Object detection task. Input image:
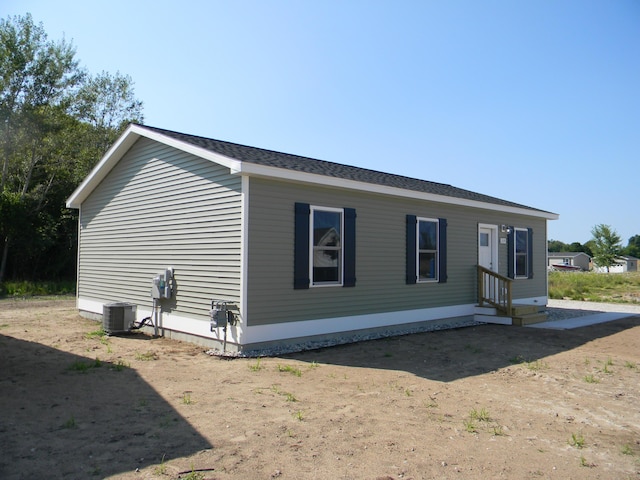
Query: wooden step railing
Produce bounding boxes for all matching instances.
[477,265,512,315]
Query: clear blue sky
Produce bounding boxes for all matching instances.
[3,0,639,245]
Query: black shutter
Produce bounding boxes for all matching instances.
[343,208,356,287]
[438,218,448,283]
[406,215,417,284]
[507,228,515,279]
[294,203,310,289]
[527,228,534,279]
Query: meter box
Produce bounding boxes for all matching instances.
[152,268,174,299]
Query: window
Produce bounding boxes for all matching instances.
[294,203,356,289]
[418,218,439,281]
[311,207,343,285]
[508,227,533,279]
[406,215,447,284]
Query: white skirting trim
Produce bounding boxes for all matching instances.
[78,296,548,347]
[240,303,476,344]
[77,298,243,344]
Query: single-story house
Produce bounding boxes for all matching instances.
[548,252,591,271]
[66,124,559,353]
[594,256,639,273]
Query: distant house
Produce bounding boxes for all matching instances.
[594,256,639,273]
[548,252,591,271]
[66,124,559,353]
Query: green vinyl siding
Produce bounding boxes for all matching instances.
[78,137,242,319]
[245,177,547,327]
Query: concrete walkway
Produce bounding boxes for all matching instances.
[527,299,640,330]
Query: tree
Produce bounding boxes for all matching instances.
[547,239,567,252]
[590,224,622,273]
[0,13,143,283]
[625,235,640,258]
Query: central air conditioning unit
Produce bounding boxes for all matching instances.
[103,302,137,335]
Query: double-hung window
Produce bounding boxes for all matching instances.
[311,207,343,285]
[294,203,356,289]
[514,228,529,278]
[417,218,439,282]
[508,227,533,279]
[406,215,447,284]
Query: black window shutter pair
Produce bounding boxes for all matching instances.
[405,215,448,284]
[507,227,534,279]
[294,203,356,289]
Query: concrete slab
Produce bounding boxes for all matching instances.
[526,312,633,330]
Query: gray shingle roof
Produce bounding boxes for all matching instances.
[138,124,552,214]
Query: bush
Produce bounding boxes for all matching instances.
[0,280,76,297]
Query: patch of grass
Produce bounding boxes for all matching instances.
[525,360,548,371]
[463,419,477,433]
[0,323,9,329]
[135,351,158,361]
[580,455,595,467]
[548,270,640,304]
[85,328,106,339]
[602,363,613,374]
[509,355,525,364]
[293,410,304,421]
[181,468,205,480]
[469,407,491,422]
[62,416,77,429]
[182,392,193,405]
[308,361,320,369]
[154,454,167,475]
[569,432,585,449]
[277,364,302,377]
[621,444,634,456]
[249,357,263,372]
[69,358,102,372]
[112,359,129,371]
[492,425,505,436]
[271,385,298,402]
[624,361,637,369]
[584,374,599,384]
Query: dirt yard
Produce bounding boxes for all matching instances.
[1,298,639,480]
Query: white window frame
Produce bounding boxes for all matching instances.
[309,205,344,287]
[417,217,439,283]
[514,227,529,279]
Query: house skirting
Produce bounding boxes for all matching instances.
[77,296,547,355]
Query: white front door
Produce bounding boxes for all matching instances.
[478,225,497,271]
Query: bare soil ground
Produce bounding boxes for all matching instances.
[1,298,639,480]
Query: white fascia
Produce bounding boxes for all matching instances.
[236,163,559,220]
[66,124,243,209]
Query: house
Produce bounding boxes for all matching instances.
[548,252,591,271]
[66,124,559,354]
[594,256,639,273]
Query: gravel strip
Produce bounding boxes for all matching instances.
[206,300,640,358]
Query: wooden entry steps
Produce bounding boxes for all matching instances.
[474,304,548,326]
[510,304,548,326]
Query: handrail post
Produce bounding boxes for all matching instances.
[477,265,513,316]
[478,266,484,306]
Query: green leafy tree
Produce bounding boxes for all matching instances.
[590,224,623,273]
[624,235,640,258]
[0,13,143,283]
[547,239,568,252]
